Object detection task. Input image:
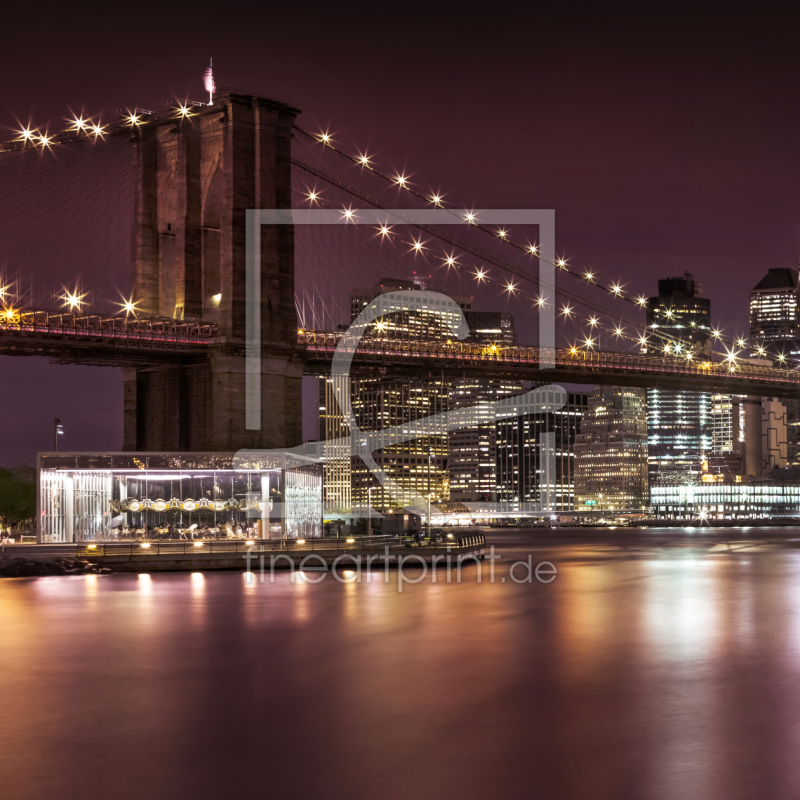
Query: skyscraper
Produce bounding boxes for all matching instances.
[496,391,588,512]
[646,272,712,484]
[574,386,648,510]
[448,379,522,503]
[749,268,799,347]
[749,267,799,465]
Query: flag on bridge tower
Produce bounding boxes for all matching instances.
[204,59,216,105]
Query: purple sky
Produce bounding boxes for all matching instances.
[2,5,800,465]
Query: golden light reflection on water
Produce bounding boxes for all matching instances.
[84,573,98,599]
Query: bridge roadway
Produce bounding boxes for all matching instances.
[1,310,798,396]
[0,309,217,365]
[300,331,800,397]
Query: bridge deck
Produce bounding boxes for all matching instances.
[1,314,797,395]
[300,332,800,397]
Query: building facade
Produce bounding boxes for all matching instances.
[495,391,588,512]
[646,272,712,485]
[749,267,799,346]
[749,267,800,466]
[574,386,648,509]
[651,482,800,521]
[448,379,522,503]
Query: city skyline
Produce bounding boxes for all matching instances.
[4,7,800,463]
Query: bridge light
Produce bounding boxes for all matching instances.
[69,117,89,132]
[614,326,624,337]
[583,270,594,282]
[125,111,141,127]
[560,304,572,317]
[636,296,647,306]
[535,296,547,308]
[664,308,674,319]
[664,344,671,353]
[60,290,85,310]
[357,153,371,167]
[394,174,409,187]
[527,244,538,255]
[118,297,139,317]
[411,237,425,253]
[588,316,598,327]
[18,127,36,141]
[37,133,53,148]
[91,123,106,138]
[342,207,355,220]
[570,346,578,355]
[610,284,623,296]
[177,104,193,117]
[430,194,443,206]
[464,211,476,224]
[374,321,388,333]
[639,336,648,347]
[712,329,721,339]
[306,189,319,203]
[443,254,458,268]
[318,131,332,144]
[504,281,517,295]
[497,228,508,240]
[378,225,391,237]
[584,337,595,349]
[756,346,766,356]
[778,353,787,363]
[685,352,693,361]
[474,268,487,282]
[736,337,747,348]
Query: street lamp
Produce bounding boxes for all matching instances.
[367,486,373,537]
[54,418,64,451]
[427,447,433,540]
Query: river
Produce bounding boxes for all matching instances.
[3,527,800,800]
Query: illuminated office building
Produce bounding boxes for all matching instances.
[645,272,712,484]
[749,267,800,465]
[749,268,799,346]
[448,379,524,503]
[495,391,588,511]
[574,386,648,509]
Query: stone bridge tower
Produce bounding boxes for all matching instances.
[123,91,303,451]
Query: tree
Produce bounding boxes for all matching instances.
[0,467,36,534]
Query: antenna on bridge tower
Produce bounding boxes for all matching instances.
[204,58,216,105]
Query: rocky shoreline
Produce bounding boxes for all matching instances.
[0,556,111,578]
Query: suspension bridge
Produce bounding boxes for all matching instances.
[0,88,795,452]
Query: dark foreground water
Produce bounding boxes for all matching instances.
[4,528,800,800]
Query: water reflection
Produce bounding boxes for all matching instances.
[4,533,800,800]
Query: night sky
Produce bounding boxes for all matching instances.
[2,4,800,465]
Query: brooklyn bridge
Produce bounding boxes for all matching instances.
[0,89,795,452]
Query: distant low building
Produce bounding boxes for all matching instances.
[651,482,800,521]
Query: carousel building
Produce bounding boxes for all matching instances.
[37,452,323,543]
